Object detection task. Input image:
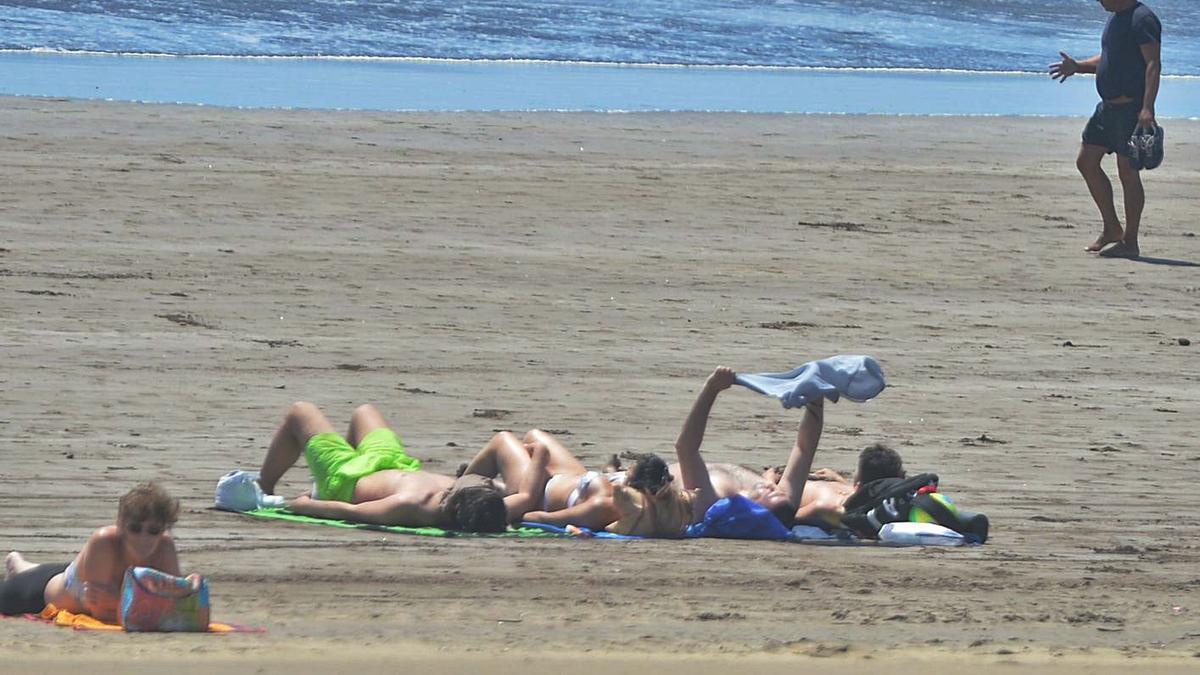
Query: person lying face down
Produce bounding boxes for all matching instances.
[459,428,689,536]
[258,402,549,533]
[670,366,907,529]
[1,482,200,622]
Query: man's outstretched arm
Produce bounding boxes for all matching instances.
[289,494,416,526]
[675,366,736,516]
[1049,52,1100,82]
[777,398,825,507]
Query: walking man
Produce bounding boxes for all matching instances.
[1050,0,1161,258]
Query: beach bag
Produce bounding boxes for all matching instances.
[119,567,210,632]
[842,473,990,543]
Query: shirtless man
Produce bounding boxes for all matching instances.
[671,366,904,527]
[760,442,907,525]
[258,402,548,533]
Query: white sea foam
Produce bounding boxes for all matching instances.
[3,49,1199,80]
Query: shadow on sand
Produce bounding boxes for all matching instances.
[1124,255,1200,267]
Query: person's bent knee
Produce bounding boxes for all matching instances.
[286,401,322,424]
[1076,154,1100,175]
[491,430,520,445]
[523,428,548,443]
[352,403,381,419]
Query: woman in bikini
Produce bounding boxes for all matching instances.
[1,482,199,621]
[462,429,673,532]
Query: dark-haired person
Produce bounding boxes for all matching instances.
[2,482,200,621]
[460,428,674,532]
[1050,0,1162,258]
[259,402,547,533]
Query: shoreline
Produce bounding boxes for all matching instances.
[5,52,1200,116]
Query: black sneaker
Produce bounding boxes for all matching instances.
[1127,125,1164,171]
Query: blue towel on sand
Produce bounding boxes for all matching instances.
[734,355,885,408]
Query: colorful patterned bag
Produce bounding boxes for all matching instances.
[119,566,210,632]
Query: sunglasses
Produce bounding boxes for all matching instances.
[126,522,166,536]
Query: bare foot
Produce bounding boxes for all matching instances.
[5,551,35,579]
[1098,241,1141,258]
[1085,230,1124,252]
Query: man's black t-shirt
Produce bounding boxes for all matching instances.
[1096,2,1162,103]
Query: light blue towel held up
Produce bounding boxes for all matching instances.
[734,355,886,408]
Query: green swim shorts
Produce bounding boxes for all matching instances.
[304,428,421,503]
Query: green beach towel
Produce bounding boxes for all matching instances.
[240,507,566,538]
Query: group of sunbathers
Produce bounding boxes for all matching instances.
[262,365,909,536]
[1,365,910,621]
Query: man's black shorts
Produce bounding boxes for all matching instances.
[1082,101,1139,157]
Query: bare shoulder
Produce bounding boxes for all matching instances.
[88,525,122,546]
[77,525,123,570]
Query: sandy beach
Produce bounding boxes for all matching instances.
[1,96,1199,672]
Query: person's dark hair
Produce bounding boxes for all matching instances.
[118,482,180,527]
[856,443,905,485]
[443,485,507,533]
[768,502,795,529]
[622,452,672,495]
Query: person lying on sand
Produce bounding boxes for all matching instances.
[671,366,905,528]
[1,482,201,621]
[459,428,674,532]
[258,402,548,533]
[757,443,908,526]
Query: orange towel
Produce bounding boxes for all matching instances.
[37,604,249,633]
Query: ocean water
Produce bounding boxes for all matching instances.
[2,0,1198,114]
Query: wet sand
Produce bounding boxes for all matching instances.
[1,96,1199,671]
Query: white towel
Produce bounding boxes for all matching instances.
[734,355,886,408]
[878,522,965,546]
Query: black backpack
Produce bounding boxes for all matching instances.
[842,473,989,543]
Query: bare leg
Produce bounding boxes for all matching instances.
[524,429,588,475]
[461,432,531,494]
[1112,154,1144,256]
[1077,144,1124,251]
[347,404,389,447]
[259,401,337,495]
[5,551,36,579]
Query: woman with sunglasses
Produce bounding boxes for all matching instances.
[1,482,199,622]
